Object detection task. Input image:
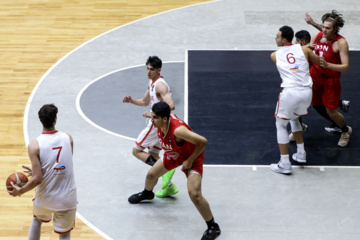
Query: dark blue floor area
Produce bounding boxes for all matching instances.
[188,50,359,166]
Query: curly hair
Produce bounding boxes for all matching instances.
[321,10,345,34]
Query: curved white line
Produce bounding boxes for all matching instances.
[75,61,184,140]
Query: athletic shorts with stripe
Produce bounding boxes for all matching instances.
[33,205,76,234]
[275,87,312,120]
[134,119,162,154]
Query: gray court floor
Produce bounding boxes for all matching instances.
[25,0,360,239]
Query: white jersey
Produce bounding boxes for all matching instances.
[149,76,171,110]
[34,131,77,211]
[276,44,312,88]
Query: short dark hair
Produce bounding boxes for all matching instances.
[152,102,170,120]
[279,25,294,43]
[321,10,345,34]
[38,104,58,128]
[146,56,162,69]
[295,30,311,44]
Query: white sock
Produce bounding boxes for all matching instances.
[280,154,290,164]
[28,217,42,240]
[297,143,305,153]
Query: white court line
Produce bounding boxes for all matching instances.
[23,2,220,239]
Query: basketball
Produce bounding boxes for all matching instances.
[6,172,28,191]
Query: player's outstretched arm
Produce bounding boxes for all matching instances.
[305,12,322,31]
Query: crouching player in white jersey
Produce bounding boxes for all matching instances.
[8,104,77,240]
[123,56,178,197]
[270,26,321,174]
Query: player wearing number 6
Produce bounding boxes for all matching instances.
[270,26,320,174]
[8,104,77,239]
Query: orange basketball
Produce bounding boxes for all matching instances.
[6,172,28,191]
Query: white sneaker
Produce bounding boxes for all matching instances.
[292,152,306,163]
[338,126,352,147]
[325,125,342,133]
[289,123,308,141]
[270,161,292,174]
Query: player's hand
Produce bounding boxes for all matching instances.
[7,182,21,197]
[181,159,193,171]
[305,12,314,25]
[307,43,316,50]
[122,96,132,103]
[22,165,32,177]
[319,57,328,68]
[143,111,152,118]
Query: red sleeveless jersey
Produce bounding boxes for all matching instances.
[157,115,204,162]
[310,32,344,78]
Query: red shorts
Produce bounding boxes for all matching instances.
[163,152,204,177]
[311,76,341,110]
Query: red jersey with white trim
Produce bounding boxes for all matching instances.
[311,32,344,78]
[157,115,204,162]
[34,131,77,211]
[149,76,171,110]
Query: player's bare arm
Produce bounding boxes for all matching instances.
[156,82,175,110]
[66,133,74,154]
[270,51,277,63]
[8,140,43,197]
[320,39,349,72]
[303,46,321,65]
[123,82,151,106]
[305,12,323,31]
[174,126,207,170]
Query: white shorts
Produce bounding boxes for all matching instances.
[134,119,161,154]
[33,205,76,234]
[275,87,312,120]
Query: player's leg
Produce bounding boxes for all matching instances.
[326,108,352,147]
[53,209,75,240]
[187,172,220,240]
[271,116,292,174]
[28,217,43,240]
[30,205,52,240]
[290,118,306,163]
[128,159,169,204]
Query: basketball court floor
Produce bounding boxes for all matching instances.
[24,1,360,239]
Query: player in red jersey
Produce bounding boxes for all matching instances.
[308,10,352,147]
[128,102,221,240]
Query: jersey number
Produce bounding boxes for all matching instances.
[52,146,63,163]
[286,53,296,64]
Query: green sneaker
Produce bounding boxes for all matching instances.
[155,184,179,198]
[161,169,175,189]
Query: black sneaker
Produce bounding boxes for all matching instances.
[201,223,221,240]
[128,191,154,204]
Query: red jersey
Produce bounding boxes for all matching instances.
[157,115,204,163]
[310,32,344,78]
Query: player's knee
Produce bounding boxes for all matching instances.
[188,190,202,205]
[146,170,158,181]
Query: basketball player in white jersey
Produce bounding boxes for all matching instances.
[270,26,321,174]
[122,56,178,197]
[8,104,77,239]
